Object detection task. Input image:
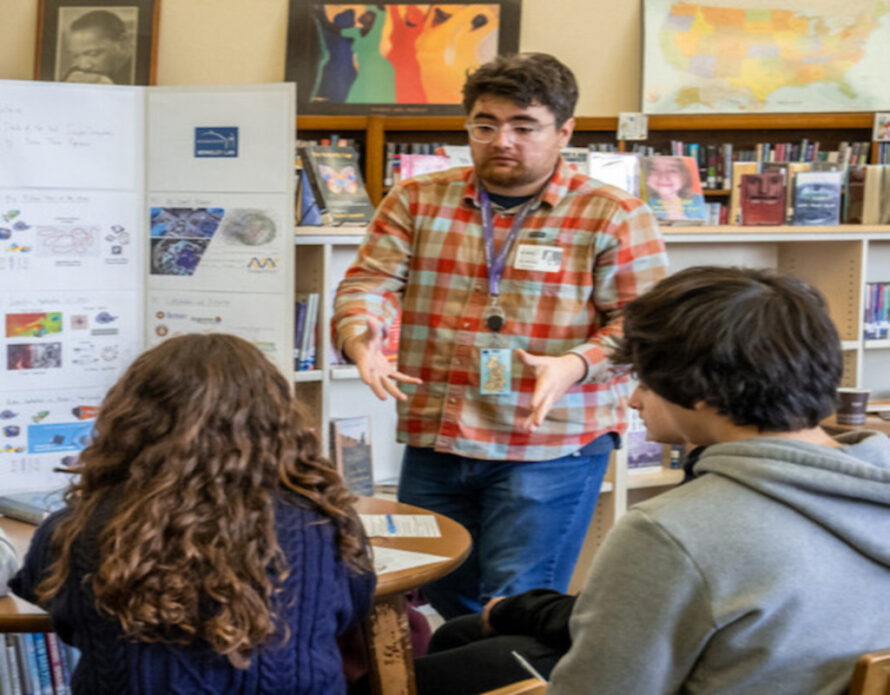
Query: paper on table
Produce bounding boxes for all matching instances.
[360,514,441,537]
[372,546,450,575]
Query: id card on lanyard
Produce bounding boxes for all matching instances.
[478,189,533,396]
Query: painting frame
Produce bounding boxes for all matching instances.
[35,0,161,85]
[286,0,521,116]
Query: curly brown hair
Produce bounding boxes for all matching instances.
[35,333,370,668]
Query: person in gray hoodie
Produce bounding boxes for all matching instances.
[547,265,890,694]
[414,265,890,695]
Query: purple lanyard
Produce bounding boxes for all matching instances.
[479,188,534,297]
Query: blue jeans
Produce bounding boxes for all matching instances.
[398,434,615,619]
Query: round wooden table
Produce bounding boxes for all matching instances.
[1,496,470,695]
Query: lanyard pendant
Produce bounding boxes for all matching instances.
[485,302,506,332]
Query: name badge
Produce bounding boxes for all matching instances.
[514,244,563,272]
[479,348,511,395]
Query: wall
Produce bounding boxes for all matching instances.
[0,0,641,115]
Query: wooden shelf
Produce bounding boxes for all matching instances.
[297,115,369,131]
[662,225,890,242]
[331,365,360,380]
[294,370,322,383]
[627,468,684,489]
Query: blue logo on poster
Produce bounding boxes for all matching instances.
[194,127,238,158]
[27,421,94,454]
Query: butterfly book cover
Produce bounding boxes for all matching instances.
[299,145,375,226]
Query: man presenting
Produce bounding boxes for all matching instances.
[333,53,667,618]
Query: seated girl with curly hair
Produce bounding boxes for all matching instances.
[11,333,376,694]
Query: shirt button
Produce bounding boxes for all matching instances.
[463,321,471,328]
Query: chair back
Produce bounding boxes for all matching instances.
[849,649,890,695]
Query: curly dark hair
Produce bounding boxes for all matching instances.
[35,333,370,668]
[462,52,578,125]
[611,266,842,432]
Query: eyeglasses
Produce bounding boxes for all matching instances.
[465,121,556,144]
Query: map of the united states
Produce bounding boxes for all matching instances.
[644,1,890,113]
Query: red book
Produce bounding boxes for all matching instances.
[45,633,68,695]
[740,172,786,225]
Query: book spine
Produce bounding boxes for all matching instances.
[6,635,22,695]
[55,645,70,695]
[0,634,12,695]
[30,635,52,695]
[43,635,65,695]
[294,299,307,370]
[15,634,38,695]
[299,293,319,371]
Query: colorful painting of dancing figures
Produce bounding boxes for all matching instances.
[288,2,521,114]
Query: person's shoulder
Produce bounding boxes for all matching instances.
[396,166,473,194]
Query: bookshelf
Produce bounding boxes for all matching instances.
[297,112,881,206]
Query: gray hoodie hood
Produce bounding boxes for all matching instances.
[694,430,890,568]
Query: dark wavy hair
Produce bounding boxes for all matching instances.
[462,52,578,125]
[611,266,842,432]
[35,333,370,667]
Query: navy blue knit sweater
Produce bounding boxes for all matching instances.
[10,493,376,694]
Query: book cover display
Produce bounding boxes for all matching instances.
[330,415,374,496]
[740,172,786,226]
[588,152,641,196]
[0,81,295,494]
[792,171,843,225]
[640,156,707,225]
[300,145,375,225]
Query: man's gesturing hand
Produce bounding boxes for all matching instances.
[342,317,422,401]
[516,349,587,432]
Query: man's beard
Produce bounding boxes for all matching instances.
[477,158,536,189]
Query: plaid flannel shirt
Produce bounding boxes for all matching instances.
[333,161,667,461]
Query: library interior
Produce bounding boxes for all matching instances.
[1,1,890,694]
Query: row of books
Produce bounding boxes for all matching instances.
[630,140,873,191]
[383,142,620,187]
[731,163,890,227]
[0,632,77,695]
[878,142,890,165]
[586,153,890,227]
[864,283,890,341]
[294,293,319,371]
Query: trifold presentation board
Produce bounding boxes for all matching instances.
[0,81,295,494]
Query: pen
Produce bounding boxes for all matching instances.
[511,650,546,682]
[386,514,397,534]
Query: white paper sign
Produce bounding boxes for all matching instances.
[0,81,140,190]
[0,80,295,494]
